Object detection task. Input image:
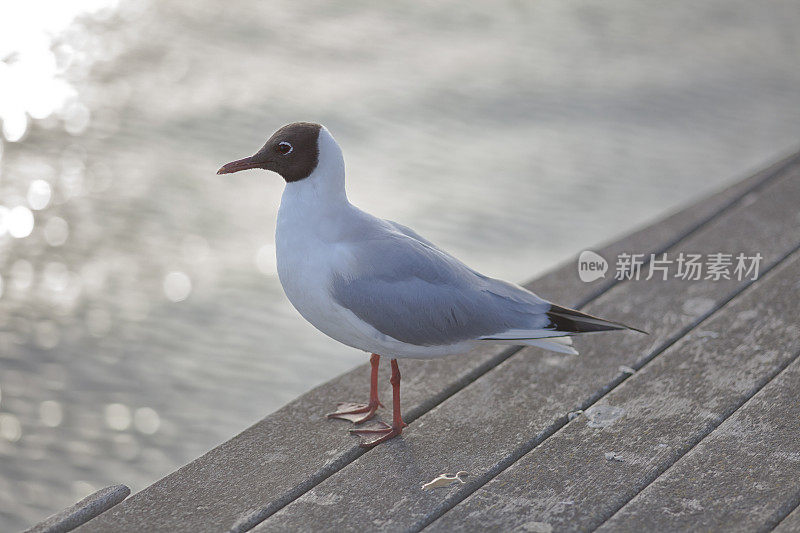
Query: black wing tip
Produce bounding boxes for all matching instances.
[624,324,650,335]
[547,304,648,335]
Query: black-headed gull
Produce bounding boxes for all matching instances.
[218,122,644,447]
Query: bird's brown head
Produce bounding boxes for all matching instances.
[217,122,322,182]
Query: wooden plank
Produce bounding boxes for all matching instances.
[253,159,800,531]
[429,249,800,533]
[25,485,129,533]
[594,354,800,532]
[77,154,799,532]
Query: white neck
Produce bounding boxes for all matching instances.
[280,126,348,210]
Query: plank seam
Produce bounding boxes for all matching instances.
[766,497,800,533]
[417,241,800,533]
[242,152,800,532]
[593,345,800,533]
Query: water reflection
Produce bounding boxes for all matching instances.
[0,0,122,141]
[10,259,34,291]
[39,400,63,427]
[43,216,69,246]
[7,206,34,238]
[1,0,800,530]
[34,321,60,350]
[132,407,160,435]
[27,180,52,211]
[0,413,22,442]
[104,403,131,431]
[163,271,192,302]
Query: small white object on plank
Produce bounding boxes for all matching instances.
[422,471,469,490]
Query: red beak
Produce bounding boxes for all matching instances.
[217,155,268,175]
[217,157,262,174]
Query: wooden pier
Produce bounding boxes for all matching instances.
[31,150,800,532]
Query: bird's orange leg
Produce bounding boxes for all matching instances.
[327,353,384,424]
[350,358,407,447]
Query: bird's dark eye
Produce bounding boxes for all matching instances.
[276,141,293,155]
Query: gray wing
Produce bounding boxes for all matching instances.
[330,220,552,346]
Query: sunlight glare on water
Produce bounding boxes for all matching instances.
[0,413,22,443]
[39,401,64,428]
[27,179,53,210]
[0,0,120,141]
[7,205,34,238]
[104,403,132,431]
[43,216,69,246]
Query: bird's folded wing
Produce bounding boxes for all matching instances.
[329,230,551,347]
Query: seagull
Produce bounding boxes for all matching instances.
[218,122,644,447]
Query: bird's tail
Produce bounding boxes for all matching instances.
[545,303,648,335]
[478,304,647,356]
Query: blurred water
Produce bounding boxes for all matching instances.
[1,0,799,529]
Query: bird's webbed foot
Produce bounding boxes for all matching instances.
[349,420,406,448]
[326,400,382,424]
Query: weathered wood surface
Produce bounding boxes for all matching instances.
[70,150,800,532]
[596,352,800,532]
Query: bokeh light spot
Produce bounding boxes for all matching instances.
[27,179,52,210]
[44,216,69,246]
[2,112,28,142]
[104,403,131,431]
[39,400,63,427]
[43,262,69,292]
[163,271,191,302]
[63,102,91,135]
[133,407,160,435]
[10,259,34,291]
[0,413,22,442]
[7,206,34,238]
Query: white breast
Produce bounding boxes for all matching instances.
[275,187,472,359]
[274,162,385,354]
